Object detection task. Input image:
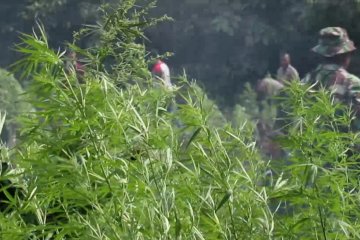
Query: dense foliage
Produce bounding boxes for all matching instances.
[0,69,31,146]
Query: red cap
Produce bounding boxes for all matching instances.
[152,60,164,74]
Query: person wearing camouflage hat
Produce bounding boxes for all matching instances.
[302,27,360,127]
[311,27,356,57]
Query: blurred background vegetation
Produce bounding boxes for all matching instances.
[2,0,360,106]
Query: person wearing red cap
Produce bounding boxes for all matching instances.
[151,59,172,90]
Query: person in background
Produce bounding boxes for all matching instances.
[151,59,178,115]
[302,27,360,130]
[151,59,172,90]
[257,74,284,98]
[276,53,299,84]
[256,74,285,158]
[65,50,85,83]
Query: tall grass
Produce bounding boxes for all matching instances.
[0,1,359,239]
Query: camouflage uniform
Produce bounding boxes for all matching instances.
[302,27,360,120]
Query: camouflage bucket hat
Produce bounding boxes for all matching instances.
[312,27,356,57]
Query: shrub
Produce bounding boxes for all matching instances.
[0,69,31,146]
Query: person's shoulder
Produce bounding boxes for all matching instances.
[160,62,170,75]
[337,68,360,83]
[288,65,299,79]
[346,72,360,85]
[264,77,284,88]
[289,65,298,72]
